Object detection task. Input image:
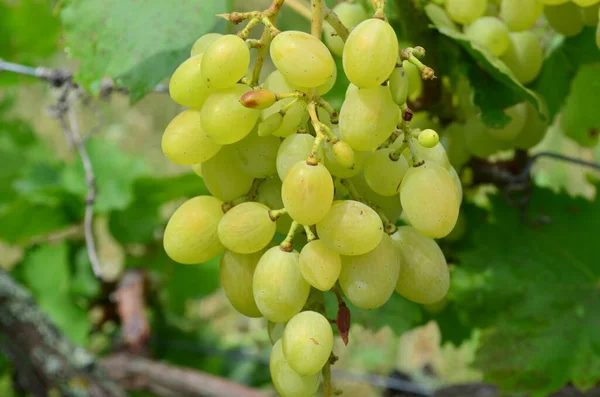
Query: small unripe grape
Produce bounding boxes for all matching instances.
[270,340,320,397]
[190,33,222,57]
[389,67,409,106]
[282,311,333,376]
[332,141,355,169]
[217,202,276,254]
[240,89,277,109]
[202,34,250,89]
[273,101,307,138]
[299,240,342,291]
[418,129,440,148]
[162,110,222,165]
[258,113,284,137]
[220,250,263,317]
[169,55,212,108]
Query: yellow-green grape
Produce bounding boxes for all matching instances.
[169,55,212,108]
[464,17,510,56]
[338,234,401,309]
[163,196,224,264]
[343,19,399,88]
[445,0,488,24]
[418,129,440,148]
[298,240,342,291]
[501,32,543,84]
[258,112,284,137]
[545,3,585,36]
[234,129,280,178]
[391,226,450,304]
[500,0,543,31]
[277,134,316,181]
[273,101,307,138]
[220,250,263,317]
[316,200,383,255]
[240,89,277,110]
[217,202,276,254]
[202,146,254,202]
[282,311,333,376]
[538,0,568,4]
[389,67,409,106]
[202,34,249,89]
[400,162,460,239]
[270,339,320,397]
[581,4,600,26]
[323,2,368,56]
[512,99,548,149]
[323,141,370,178]
[332,141,355,169]
[270,30,335,87]
[443,122,471,168]
[256,176,293,235]
[161,110,222,165]
[364,148,409,196]
[268,321,286,344]
[449,166,463,203]
[573,0,600,7]
[201,84,260,145]
[190,33,222,56]
[253,247,310,322]
[403,60,423,101]
[287,66,338,96]
[192,163,203,178]
[339,85,398,151]
[463,115,509,157]
[351,172,403,223]
[487,102,527,141]
[404,140,451,169]
[282,162,334,225]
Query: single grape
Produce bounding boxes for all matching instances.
[201,84,261,145]
[169,55,212,108]
[162,110,222,165]
[449,166,463,203]
[389,66,409,106]
[316,200,383,255]
[343,18,399,88]
[403,60,423,101]
[323,142,370,178]
[253,247,310,323]
[445,0,488,25]
[299,240,342,291]
[363,148,409,196]
[217,202,276,254]
[240,89,277,109]
[287,66,338,96]
[400,162,460,239]
[273,101,307,138]
[163,196,224,264]
[580,4,600,26]
[487,102,527,141]
[403,140,451,169]
[271,30,335,88]
[220,250,263,317]
[418,129,440,148]
[545,3,585,36]
[323,2,368,56]
[573,0,600,7]
[464,17,510,56]
[258,112,284,137]
[234,129,280,178]
[256,176,293,235]
[268,321,286,345]
[282,311,333,376]
[463,115,509,157]
[270,339,320,397]
[350,172,403,223]
[501,31,543,84]
[190,33,222,56]
[391,226,450,304]
[332,141,355,169]
[500,0,543,32]
[202,146,254,202]
[282,162,334,225]
[512,99,548,149]
[276,134,316,181]
[442,122,471,168]
[202,34,250,89]
[338,234,401,309]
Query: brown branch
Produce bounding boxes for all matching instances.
[114,270,150,352]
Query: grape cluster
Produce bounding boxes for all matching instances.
[161,3,458,396]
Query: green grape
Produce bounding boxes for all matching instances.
[258,112,284,137]
[270,30,335,88]
[573,0,600,7]
[449,166,463,203]
[332,141,355,169]
[202,34,250,89]
[363,148,409,196]
[282,162,334,225]
[163,196,224,264]
[169,55,212,108]
[442,122,471,168]
[323,2,368,56]
[407,140,451,169]
[217,202,276,254]
[463,115,508,157]
[339,85,398,151]
[268,321,286,344]
[270,339,320,397]
[299,240,342,291]
[253,247,310,322]
[500,0,543,32]
[501,32,543,84]
[287,66,338,96]
[220,249,263,317]
[545,3,585,36]
[403,60,423,102]
[511,99,548,149]
[445,0,487,24]
[234,129,280,178]
[391,226,450,304]
[201,84,260,144]
[464,17,510,56]
[338,234,401,309]
[400,162,460,239]
[190,33,222,56]
[418,129,440,148]
[343,18,399,88]
[316,200,383,255]
[273,101,307,138]
[240,89,277,109]
[324,143,370,178]
[487,102,527,141]
[581,4,600,26]
[162,110,222,165]
[282,311,333,376]
[389,67,409,106]
[202,146,254,202]
[277,134,316,181]
[192,163,203,178]
[538,0,568,4]
[350,172,403,223]
[256,176,293,235]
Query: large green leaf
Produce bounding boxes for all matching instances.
[561,64,600,148]
[0,199,70,244]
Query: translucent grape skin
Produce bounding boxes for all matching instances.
[391,226,450,304]
[445,0,488,25]
[464,17,510,57]
[276,134,317,181]
[500,0,543,32]
[282,311,334,376]
[418,129,440,149]
[163,196,224,264]
[190,33,222,57]
[545,3,585,37]
[299,240,342,291]
[253,247,310,323]
[400,162,460,239]
[343,19,399,88]
[202,146,254,202]
[316,200,383,256]
[270,30,335,88]
[270,339,320,397]
[364,148,409,196]
[282,162,334,226]
[501,32,543,85]
[169,55,212,109]
[234,129,280,178]
[161,110,222,165]
[338,234,401,309]
[202,34,250,89]
[323,2,368,56]
[217,202,276,254]
[487,102,527,141]
[220,249,263,317]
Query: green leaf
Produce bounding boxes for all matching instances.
[71,247,101,299]
[453,189,600,396]
[0,199,70,244]
[561,64,600,148]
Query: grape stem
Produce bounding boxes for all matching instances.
[275,91,308,100]
[280,221,300,252]
[303,225,317,242]
[284,0,313,20]
[406,136,424,167]
[269,208,288,221]
[316,98,339,122]
[324,6,350,41]
[406,54,435,80]
[238,18,263,40]
[279,97,301,114]
[306,101,337,165]
[251,24,271,86]
[311,0,325,38]
[222,178,265,212]
[323,361,334,397]
[389,138,408,161]
[372,0,387,19]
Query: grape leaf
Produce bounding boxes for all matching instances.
[561,64,600,148]
[0,199,70,244]
[452,189,600,396]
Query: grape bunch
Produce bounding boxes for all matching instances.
[161,2,458,396]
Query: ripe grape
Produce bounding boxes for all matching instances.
[282,311,333,376]
[343,19,399,88]
[445,0,488,25]
[299,240,342,291]
[202,146,254,202]
[258,113,284,137]
[545,3,585,37]
[464,17,510,56]
[316,200,383,256]
[363,148,409,196]
[338,234,401,309]
[270,339,320,397]
[323,2,368,56]
[162,110,222,165]
[400,162,460,238]
[391,226,450,304]
[418,129,440,148]
[234,129,280,178]
[256,176,293,235]
[282,161,334,225]
[270,30,335,87]
[276,134,316,181]
[268,321,286,344]
[487,102,527,141]
[192,163,203,178]
[287,66,338,96]
[332,141,355,169]
[339,85,398,151]
[217,202,276,254]
[163,196,224,264]
[501,32,543,84]
[220,250,263,317]
[190,33,222,56]
[202,34,250,89]
[406,140,451,169]
[500,0,543,32]
[350,172,403,223]
[253,247,310,322]
[169,55,212,108]
[389,66,409,106]
[512,99,548,149]
[323,143,370,178]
